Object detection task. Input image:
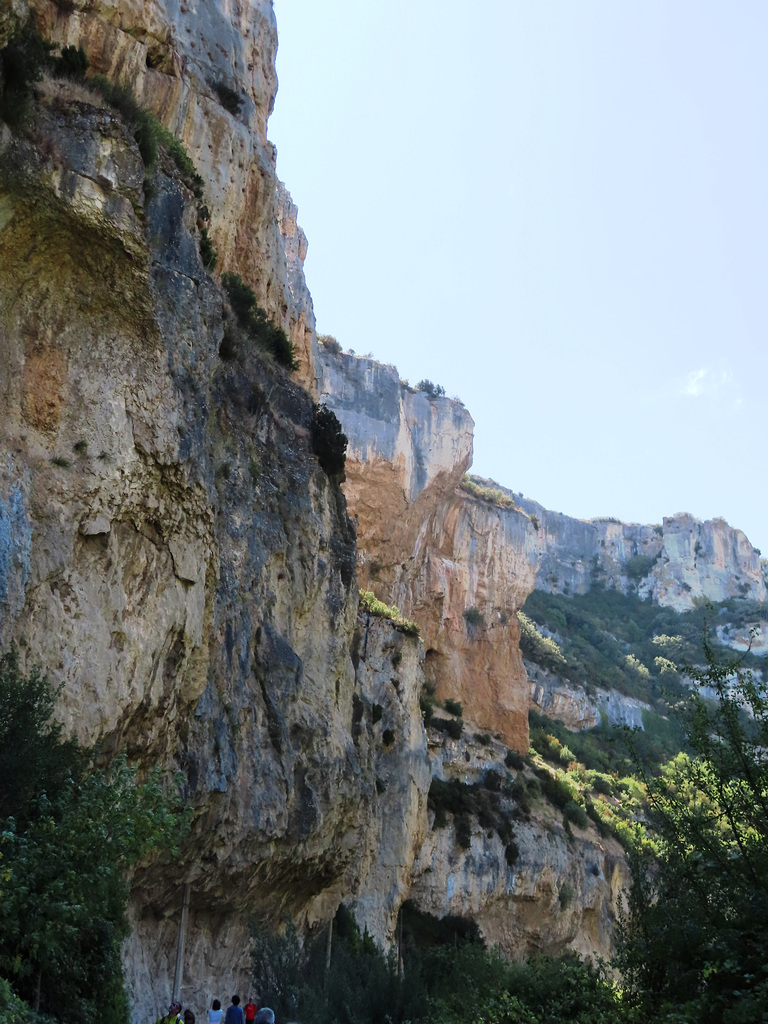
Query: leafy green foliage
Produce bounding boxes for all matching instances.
[199,228,217,271]
[518,612,567,673]
[0,26,51,126]
[463,605,485,629]
[520,586,751,702]
[0,649,83,825]
[428,776,516,852]
[312,405,347,480]
[460,475,517,509]
[0,650,189,1023]
[221,273,297,370]
[431,716,464,740]
[251,911,638,1024]
[359,591,420,637]
[616,642,768,1021]
[56,45,89,80]
[415,379,445,397]
[443,698,463,717]
[625,553,659,583]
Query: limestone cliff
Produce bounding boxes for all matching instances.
[409,728,627,963]
[0,56,416,1019]
[21,0,318,384]
[317,349,539,753]
[0,2,692,1016]
[527,662,650,733]
[512,492,766,612]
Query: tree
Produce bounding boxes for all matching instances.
[415,380,445,398]
[616,635,768,1021]
[0,650,189,1023]
[312,404,347,481]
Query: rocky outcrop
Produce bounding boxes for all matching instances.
[347,617,432,947]
[0,4,665,1014]
[642,513,767,612]
[20,0,318,384]
[514,492,766,612]
[409,730,627,962]
[317,350,539,752]
[527,662,650,732]
[0,79,390,1021]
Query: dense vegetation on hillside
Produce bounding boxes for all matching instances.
[521,584,766,706]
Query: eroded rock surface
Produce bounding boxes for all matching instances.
[0,85,374,1021]
[21,0,318,385]
[317,349,539,752]
[409,730,627,962]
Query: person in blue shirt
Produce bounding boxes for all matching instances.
[224,996,245,1024]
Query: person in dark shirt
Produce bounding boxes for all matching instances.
[224,996,245,1024]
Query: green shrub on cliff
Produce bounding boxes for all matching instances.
[312,404,347,480]
[221,272,297,370]
[460,475,517,510]
[359,591,420,637]
[0,25,51,126]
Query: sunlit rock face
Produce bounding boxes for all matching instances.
[408,730,628,962]
[643,513,767,612]
[0,80,388,1021]
[317,349,539,752]
[23,0,317,385]
[527,663,650,732]
[515,495,766,611]
[347,617,432,948]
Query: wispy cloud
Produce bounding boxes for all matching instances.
[640,365,745,414]
[680,367,737,400]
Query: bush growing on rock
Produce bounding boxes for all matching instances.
[222,273,297,370]
[443,697,463,717]
[416,379,445,397]
[463,606,485,629]
[312,404,347,480]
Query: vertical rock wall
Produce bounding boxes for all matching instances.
[317,350,539,752]
[0,80,402,1020]
[23,0,318,384]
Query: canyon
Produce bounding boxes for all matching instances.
[1,2,766,1021]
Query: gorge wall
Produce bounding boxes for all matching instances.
[512,492,767,612]
[316,350,539,754]
[0,2,625,1019]
[4,3,765,1021]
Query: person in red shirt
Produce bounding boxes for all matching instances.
[244,999,257,1024]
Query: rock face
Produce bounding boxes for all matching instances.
[527,663,650,732]
[642,513,767,612]
[23,0,318,385]
[317,350,539,753]
[409,730,627,963]
[0,74,404,1020]
[514,494,766,612]
[5,2,733,1017]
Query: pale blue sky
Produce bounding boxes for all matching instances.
[269,1,767,555]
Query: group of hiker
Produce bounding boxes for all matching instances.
[156,995,275,1024]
